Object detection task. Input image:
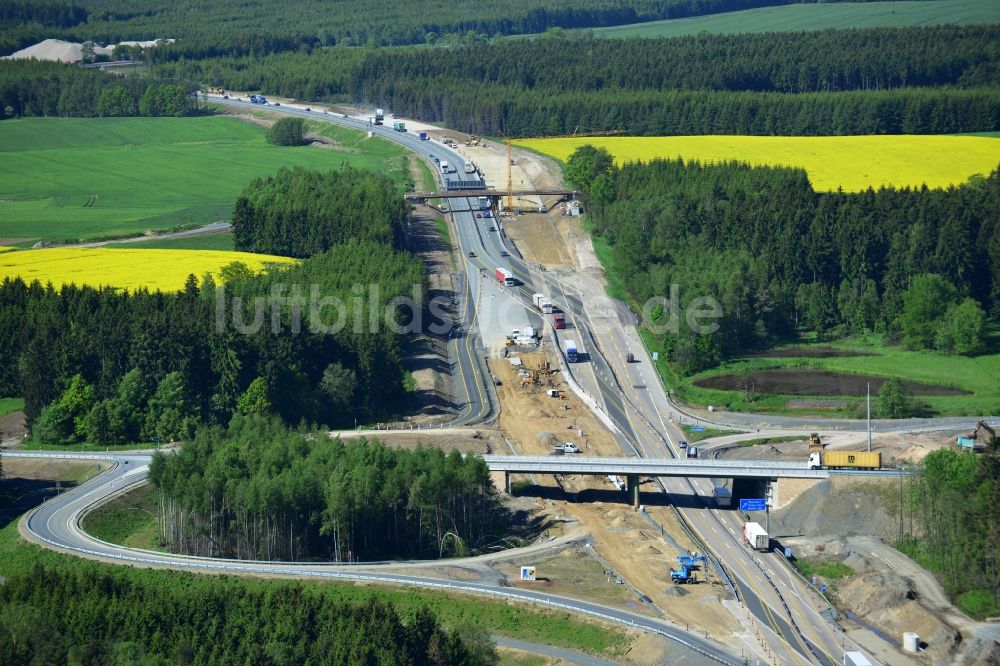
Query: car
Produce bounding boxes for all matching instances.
[322,109,328,114]
[489,226,496,232]
[468,250,476,257]
[475,212,483,218]
[500,250,509,257]
[432,156,440,163]
[625,352,635,363]
[305,107,311,111]
[222,94,229,99]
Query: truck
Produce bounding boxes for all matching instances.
[532,293,554,314]
[553,442,581,454]
[495,267,515,286]
[843,652,873,666]
[439,160,450,174]
[743,522,769,551]
[418,131,429,140]
[686,445,699,459]
[713,486,732,508]
[565,340,578,363]
[392,120,406,132]
[477,196,490,210]
[807,451,880,470]
[374,108,384,125]
[552,312,565,329]
[463,161,475,174]
[249,95,267,104]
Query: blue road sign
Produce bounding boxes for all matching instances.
[740,498,767,512]
[691,425,706,432]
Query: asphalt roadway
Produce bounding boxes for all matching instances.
[5,450,740,666]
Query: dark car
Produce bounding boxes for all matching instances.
[500,250,509,257]
[468,250,476,257]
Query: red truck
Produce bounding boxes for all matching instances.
[496,267,515,286]
[552,312,565,329]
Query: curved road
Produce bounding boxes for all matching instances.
[5,450,739,665]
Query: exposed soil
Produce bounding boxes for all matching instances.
[491,349,742,641]
[753,347,876,359]
[0,238,35,246]
[696,367,970,396]
[0,410,26,446]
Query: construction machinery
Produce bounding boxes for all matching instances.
[498,127,623,214]
[670,553,706,584]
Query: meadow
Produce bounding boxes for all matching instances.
[518,134,1000,192]
[672,335,1000,417]
[591,0,1000,38]
[0,116,413,244]
[0,247,295,292]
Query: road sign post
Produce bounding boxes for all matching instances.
[739,498,767,512]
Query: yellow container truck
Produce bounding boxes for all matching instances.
[808,451,881,470]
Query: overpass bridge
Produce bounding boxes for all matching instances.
[403,188,575,203]
[482,455,903,506]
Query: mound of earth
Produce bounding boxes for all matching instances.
[695,367,969,396]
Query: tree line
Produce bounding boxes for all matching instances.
[0,562,498,665]
[149,417,511,561]
[149,26,1000,136]
[905,446,1000,619]
[1,0,880,55]
[0,60,196,119]
[233,166,409,257]
[566,147,1000,374]
[2,243,423,442]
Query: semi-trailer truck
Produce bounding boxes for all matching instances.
[418,131,429,140]
[496,267,515,286]
[477,196,490,210]
[565,340,578,363]
[249,95,267,104]
[532,293,554,313]
[374,108,384,125]
[808,451,880,470]
[392,121,406,132]
[743,522,769,551]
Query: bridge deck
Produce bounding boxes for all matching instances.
[482,455,902,479]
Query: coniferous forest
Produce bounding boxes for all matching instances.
[149,417,511,561]
[566,148,1000,373]
[0,563,498,665]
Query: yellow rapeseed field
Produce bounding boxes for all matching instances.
[0,248,296,292]
[517,135,1000,192]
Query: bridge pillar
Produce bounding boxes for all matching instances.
[626,474,640,508]
[504,472,511,494]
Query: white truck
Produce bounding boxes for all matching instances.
[743,522,769,551]
[439,160,450,174]
[464,161,476,174]
[843,652,873,666]
[553,442,580,454]
[532,293,554,314]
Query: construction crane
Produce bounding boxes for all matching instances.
[498,127,624,214]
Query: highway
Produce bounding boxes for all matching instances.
[4,450,741,665]
[99,94,947,664]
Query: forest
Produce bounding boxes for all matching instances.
[0,60,196,119]
[150,25,1000,136]
[0,0,883,54]
[233,167,409,257]
[565,147,1000,373]
[0,562,497,664]
[149,417,510,561]
[906,446,1000,618]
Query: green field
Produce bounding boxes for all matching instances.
[591,0,1000,38]
[0,116,414,243]
[107,232,236,251]
[670,334,1000,417]
[0,397,23,417]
